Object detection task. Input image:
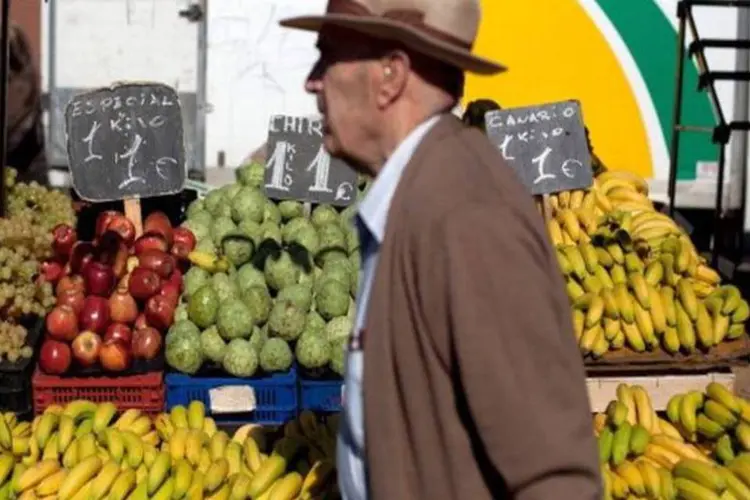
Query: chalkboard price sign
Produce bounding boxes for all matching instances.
[65,82,186,202]
[263,115,357,206]
[484,100,593,195]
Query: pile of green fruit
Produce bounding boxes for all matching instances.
[165,161,366,379]
[0,168,76,361]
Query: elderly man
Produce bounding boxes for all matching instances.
[281,1,601,499]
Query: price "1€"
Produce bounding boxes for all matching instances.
[265,141,335,193]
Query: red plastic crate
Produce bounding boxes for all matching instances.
[32,368,164,415]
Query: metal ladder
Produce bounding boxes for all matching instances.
[668,0,750,266]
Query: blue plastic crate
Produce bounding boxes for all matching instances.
[300,377,343,412]
[165,368,298,425]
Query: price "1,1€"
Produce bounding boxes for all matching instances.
[265,141,336,194]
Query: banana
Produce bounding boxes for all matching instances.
[636,459,662,499]
[226,441,243,476]
[56,415,75,454]
[650,435,712,464]
[548,219,564,246]
[113,409,142,431]
[74,418,93,438]
[188,400,206,431]
[610,422,632,466]
[35,468,66,496]
[610,264,627,285]
[172,459,193,500]
[203,417,218,439]
[15,459,60,493]
[187,251,231,273]
[62,400,98,422]
[615,461,646,497]
[210,431,230,462]
[170,428,189,461]
[58,455,102,500]
[0,417,12,452]
[676,301,698,353]
[715,311,732,345]
[108,469,137,500]
[705,400,740,429]
[594,265,615,289]
[199,448,212,474]
[728,324,746,340]
[582,275,604,294]
[186,470,205,500]
[708,383,741,415]
[694,301,716,349]
[603,318,620,341]
[616,384,638,426]
[566,281,586,302]
[92,402,118,434]
[629,424,651,456]
[185,429,204,466]
[695,264,722,285]
[613,284,635,324]
[716,435,737,465]
[62,437,78,469]
[34,413,58,450]
[243,435,263,473]
[584,295,605,328]
[596,247,614,268]
[205,458,230,493]
[674,477,723,500]
[106,429,126,464]
[624,253,645,275]
[721,468,750,500]
[697,413,726,440]
[681,391,706,437]
[621,321,646,352]
[121,431,144,468]
[12,421,30,438]
[559,209,582,242]
[633,301,657,349]
[170,406,190,429]
[643,261,665,287]
[152,477,175,500]
[733,301,750,323]
[631,386,656,433]
[674,459,726,493]
[89,460,121,500]
[736,423,750,451]
[677,279,699,321]
[0,453,13,485]
[659,418,686,442]
[230,473,252,500]
[667,395,684,425]
[663,326,682,354]
[723,286,744,315]
[130,416,151,437]
[147,451,172,495]
[647,285,667,334]
[154,414,175,441]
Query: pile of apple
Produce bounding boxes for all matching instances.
[38,209,197,376]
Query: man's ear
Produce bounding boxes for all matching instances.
[376,51,409,108]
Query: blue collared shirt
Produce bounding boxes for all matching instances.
[337,115,441,500]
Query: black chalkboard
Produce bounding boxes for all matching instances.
[65,82,186,202]
[484,100,593,195]
[263,115,357,206]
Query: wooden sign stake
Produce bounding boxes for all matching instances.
[124,198,144,238]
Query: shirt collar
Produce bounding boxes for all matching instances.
[357,114,442,243]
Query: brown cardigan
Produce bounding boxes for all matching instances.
[362,115,601,499]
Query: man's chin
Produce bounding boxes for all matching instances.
[323,136,372,175]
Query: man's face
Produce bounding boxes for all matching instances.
[305,26,381,167]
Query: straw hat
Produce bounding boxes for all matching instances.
[279,0,506,75]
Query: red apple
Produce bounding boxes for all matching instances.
[144,211,173,246]
[144,295,176,331]
[158,281,180,306]
[104,323,133,345]
[56,275,85,297]
[172,227,196,250]
[39,340,72,375]
[72,331,102,367]
[128,267,162,300]
[84,261,115,297]
[133,233,169,255]
[41,260,64,284]
[79,296,111,334]
[132,327,162,360]
[105,215,137,247]
[52,224,77,260]
[97,232,130,278]
[137,249,176,279]
[109,289,138,324]
[134,313,150,330]
[99,339,131,372]
[95,210,120,239]
[168,268,183,291]
[57,289,85,315]
[46,305,79,342]
[69,241,96,275]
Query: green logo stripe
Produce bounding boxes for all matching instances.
[595,0,717,179]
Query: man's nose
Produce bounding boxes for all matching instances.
[305,59,325,94]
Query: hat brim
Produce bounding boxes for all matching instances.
[279,14,507,75]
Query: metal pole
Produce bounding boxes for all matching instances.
[192,0,207,182]
[47,0,57,169]
[713,143,727,267]
[737,5,750,257]
[0,0,11,217]
[668,3,689,218]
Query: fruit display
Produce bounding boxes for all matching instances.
[0,168,77,362]
[596,382,750,499]
[545,169,749,359]
[38,210,195,375]
[166,161,366,379]
[0,399,339,499]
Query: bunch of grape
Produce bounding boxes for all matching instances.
[0,167,76,361]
